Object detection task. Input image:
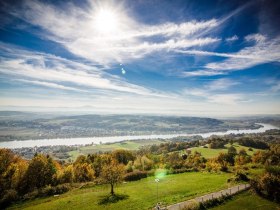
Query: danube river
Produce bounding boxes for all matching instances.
[0,123,278,149]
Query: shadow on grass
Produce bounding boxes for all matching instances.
[98,194,129,205]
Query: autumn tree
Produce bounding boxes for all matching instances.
[59,165,74,183]
[216,152,229,171]
[134,155,153,171]
[22,154,58,192]
[101,159,125,195]
[0,149,27,196]
[73,155,94,182]
[112,149,135,165]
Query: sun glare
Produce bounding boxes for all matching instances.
[94,9,119,33]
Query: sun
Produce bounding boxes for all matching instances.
[94,8,119,33]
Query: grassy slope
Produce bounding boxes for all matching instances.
[9,172,231,210]
[68,139,165,160]
[211,191,280,210]
[190,143,262,159]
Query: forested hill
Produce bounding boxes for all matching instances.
[0,112,261,141]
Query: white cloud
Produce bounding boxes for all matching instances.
[179,35,280,76]
[6,0,220,64]
[205,36,280,71]
[206,78,240,91]
[245,33,266,43]
[226,35,239,42]
[181,69,225,77]
[15,79,88,92]
[0,43,172,98]
[182,78,243,105]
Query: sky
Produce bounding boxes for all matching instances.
[0,0,280,117]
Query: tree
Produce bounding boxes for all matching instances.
[227,146,237,165]
[216,152,229,172]
[112,150,135,165]
[0,149,27,196]
[101,159,125,195]
[134,155,153,171]
[22,154,58,192]
[73,155,94,182]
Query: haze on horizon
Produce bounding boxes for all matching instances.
[0,0,280,117]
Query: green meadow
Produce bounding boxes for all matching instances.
[68,139,165,160]
[190,143,262,159]
[211,191,280,210]
[9,172,231,210]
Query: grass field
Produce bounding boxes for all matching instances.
[190,143,262,159]
[68,139,166,160]
[9,172,232,210]
[210,191,280,210]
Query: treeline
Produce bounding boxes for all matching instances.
[238,137,269,149]
[1,135,279,207]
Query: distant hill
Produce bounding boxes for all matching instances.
[0,112,265,141]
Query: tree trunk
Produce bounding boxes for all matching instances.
[110,183,114,195]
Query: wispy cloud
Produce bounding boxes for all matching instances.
[245,33,266,43]
[0,43,171,97]
[206,78,240,91]
[179,35,280,76]
[15,79,88,92]
[182,78,244,105]
[5,0,220,64]
[226,35,239,42]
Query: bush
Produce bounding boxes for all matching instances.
[39,184,72,197]
[199,195,232,209]
[123,171,147,181]
[0,189,19,208]
[170,168,194,174]
[182,199,200,210]
[228,171,249,183]
[251,170,280,202]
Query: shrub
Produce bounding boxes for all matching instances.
[0,189,18,208]
[199,195,232,209]
[228,171,249,182]
[123,171,147,181]
[40,184,71,197]
[182,199,199,210]
[251,170,280,202]
[170,168,194,174]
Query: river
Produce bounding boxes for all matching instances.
[0,123,278,149]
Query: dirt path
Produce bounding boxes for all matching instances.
[166,183,250,210]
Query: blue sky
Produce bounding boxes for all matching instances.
[0,0,279,116]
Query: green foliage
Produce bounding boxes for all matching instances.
[133,155,153,171]
[22,154,58,193]
[0,189,18,208]
[199,194,232,209]
[39,184,72,197]
[112,150,135,165]
[59,165,74,184]
[250,145,280,203]
[238,138,269,149]
[0,149,27,197]
[123,170,147,181]
[208,138,226,149]
[228,171,249,183]
[101,159,125,195]
[73,155,95,182]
